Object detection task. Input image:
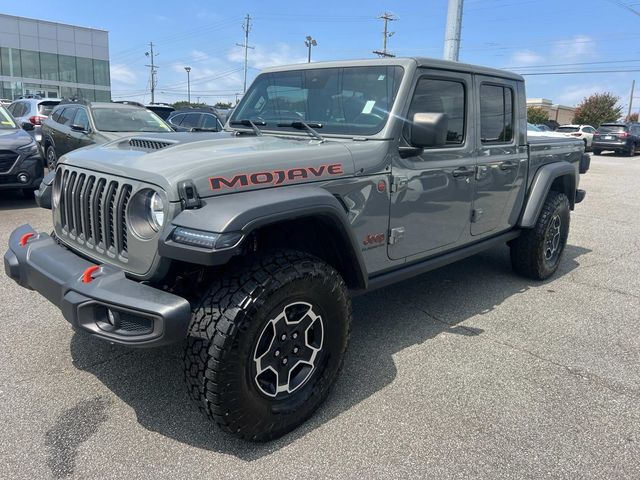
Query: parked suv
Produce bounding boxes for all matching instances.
[42,99,174,169]
[167,108,223,132]
[556,124,597,151]
[7,96,61,144]
[592,123,640,156]
[0,105,43,194]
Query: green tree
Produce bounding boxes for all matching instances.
[572,93,622,127]
[527,106,549,124]
[171,101,209,109]
[214,101,233,109]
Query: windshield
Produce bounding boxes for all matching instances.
[230,66,404,136]
[556,126,579,133]
[598,125,626,133]
[92,107,172,132]
[0,106,17,130]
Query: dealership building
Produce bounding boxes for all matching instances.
[0,13,110,101]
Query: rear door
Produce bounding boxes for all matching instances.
[55,106,78,156]
[388,70,476,260]
[471,77,527,236]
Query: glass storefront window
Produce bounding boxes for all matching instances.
[20,50,41,80]
[93,60,110,86]
[40,52,59,81]
[94,90,111,102]
[1,47,22,77]
[58,55,77,83]
[78,88,95,101]
[76,57,94,85]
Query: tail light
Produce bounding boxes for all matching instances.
[619,132,630,139]
[28,115,46,125]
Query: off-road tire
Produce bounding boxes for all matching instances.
[184,249,351,441]
[510,191,570,280]
[46,146,57,170]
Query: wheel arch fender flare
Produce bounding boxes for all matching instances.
[159,186,368,289]
[519,162,576,228]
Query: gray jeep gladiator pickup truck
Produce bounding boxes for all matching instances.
[4,58,589,441]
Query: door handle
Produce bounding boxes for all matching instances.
[452,167,475,178]
[500,161,517,171]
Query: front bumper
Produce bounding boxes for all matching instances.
[0,155,43,190]
[4,224,191,347]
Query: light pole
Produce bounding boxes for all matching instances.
[184,66,191,104]
[305,35,317,63]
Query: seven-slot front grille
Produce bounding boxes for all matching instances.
[58,169,132,256]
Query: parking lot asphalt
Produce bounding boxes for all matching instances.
[0,153,639,480]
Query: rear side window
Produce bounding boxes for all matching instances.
[169,113,185,126]
[38,101,59,116]
[51,107,63,123]
[405,77,466,145]
[480,84,514,144]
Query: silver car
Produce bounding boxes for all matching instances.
[6,97,61,144]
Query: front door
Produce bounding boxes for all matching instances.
[388,70,476,260]
[67,107,93,151]
[471,77,527,236]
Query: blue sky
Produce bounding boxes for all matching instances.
[3,0,640,110]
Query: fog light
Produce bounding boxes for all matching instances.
[172,227,243,249]
[17,173,29,184]
[107,309,119,326]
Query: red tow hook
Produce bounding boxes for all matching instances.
[19,232,36,247]
[82,265,101,283]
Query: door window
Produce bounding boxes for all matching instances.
[169,113,185,126]
[73,108,89,130]
[180,113,201,128]
[58,107,77,126]
[201,113,220,130]
[480,84,514,144]
[405,78,466,146]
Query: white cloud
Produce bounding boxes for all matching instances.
[227,43,307,70]
[511,50,544,66]
[552,35,596,60]
[110,64,137,85]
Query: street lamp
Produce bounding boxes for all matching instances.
[184,66,191,104]
[305,35,317,63]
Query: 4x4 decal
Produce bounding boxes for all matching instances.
[209,163,344,191]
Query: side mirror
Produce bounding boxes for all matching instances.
[21,122,35,131]
[70,124,88,133]
[409,112,448,148]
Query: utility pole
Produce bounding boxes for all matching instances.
[443,0,465,61]
[236,14,254,94]
[627,80,635,120]
[184,66,191,104]
[373,12,397,58]
[305,35,317,63]
[145,42,159,103]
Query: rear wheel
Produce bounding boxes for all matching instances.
[510,191,570,280]
[593,149,602,155]
[183,249,351,441]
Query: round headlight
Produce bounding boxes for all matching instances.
[148,192,164,230]
[128,189,166,239]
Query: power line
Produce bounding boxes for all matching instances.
[519,68,640,75]
[372,12,397,58]
[503,59,640,70]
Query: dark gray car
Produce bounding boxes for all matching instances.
[5,57,588,441]
[592,123,640,156]
[0,105,43,194]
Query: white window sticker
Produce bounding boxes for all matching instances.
[378,75,386,80]
[362,100,376,114]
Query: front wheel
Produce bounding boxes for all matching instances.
[510,191,570,280]
[184,250,351,441]
[45,146,57,170]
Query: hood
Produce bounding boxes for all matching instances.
[0,128,35,148]
[60,134,355,202]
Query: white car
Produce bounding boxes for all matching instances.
[556,124,597,150]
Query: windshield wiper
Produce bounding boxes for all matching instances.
[230,119,265,136]
[277,121,325,142]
